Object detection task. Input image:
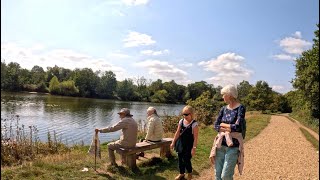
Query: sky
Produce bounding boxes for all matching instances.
[1,0,319,94]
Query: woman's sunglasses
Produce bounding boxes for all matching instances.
[183,113,190,116]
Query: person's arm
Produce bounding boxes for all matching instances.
[191,124,199,156]
[214,107,224,132]
[230,105,246,132]
[170,121,182,149]
[220,123,231,132]
[98,120,126,133]
[145,118,155,140]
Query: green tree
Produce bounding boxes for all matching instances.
[187,81,212,100]
[150,89,169,103]
[148,79,163,96]
[187,91,220,125]
[247,81,273,111]
[116,79,136,101]
[72,68,99,97]
[237,80,253,108]
[49,76,60,94]
[31,65,46,84]
[292,24,319,118]
[96,71,117,99]
[2,62,22,91]
[1,61,7,89]
[59,80,79,96]
[163,80,186,103]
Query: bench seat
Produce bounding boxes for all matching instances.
[116,137,173,169]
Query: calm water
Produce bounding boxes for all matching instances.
[1,91,185,145]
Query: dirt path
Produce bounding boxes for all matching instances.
[196,115,319,180]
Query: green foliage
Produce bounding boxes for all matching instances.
[247,81,273,111]
[96,71,117,99]
[59,80,79,96]
[72,68,99,97]
[31,65,46,85]
[237,80,253,108]
[269,92,292,113]
[292,24,319,119]
[1,62,23,91]
[116,79,136,101]
[187,91,220,125]
[187,81,212,100]
[163,80,186,103]
[49,76,60,94]
[299,127,319,150]
[150,89,169,103]
[162,115,181,133]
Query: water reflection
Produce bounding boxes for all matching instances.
[1,91,184,145]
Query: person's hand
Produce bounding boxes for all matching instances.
[191,148,196,156]
[170,142,174,149]
[95,129,100,133]
[220,123,230,128]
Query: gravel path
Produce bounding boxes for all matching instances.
[196,115,319,180]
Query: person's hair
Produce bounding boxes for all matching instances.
[221,84,238,99]
[147,106,159,117]
[182,105,196,119]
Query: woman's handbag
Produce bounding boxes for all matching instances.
[174,120,195,153]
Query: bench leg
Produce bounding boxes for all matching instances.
[160,145,172,158]
[126,154,137,169]
[121,154,126,165]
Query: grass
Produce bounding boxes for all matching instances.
[299,127,319,151]
[289,114,319,134]
[1,112,271,179]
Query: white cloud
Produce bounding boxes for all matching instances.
[272,54,295,61]
[179,62,193,68]
[271,85,293,94]
[198,52,254,87]
[293,31,302,39]
[279,34,312,54]
[123,31,156,47]
[1,42,127,80]
[122,0,149,6]
[140,49,169,56]
[272,85,284,92]
[134,60,191,85]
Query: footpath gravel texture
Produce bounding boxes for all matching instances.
[196,115,319,180]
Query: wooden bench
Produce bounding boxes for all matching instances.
[116,137,173,169]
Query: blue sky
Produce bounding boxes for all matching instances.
[1,0,319,94]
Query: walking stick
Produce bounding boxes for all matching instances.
[94,131,98,171]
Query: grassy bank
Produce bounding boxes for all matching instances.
[1,112,271,179]
[299,128,319,151]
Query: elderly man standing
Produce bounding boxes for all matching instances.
[95,108,138,166]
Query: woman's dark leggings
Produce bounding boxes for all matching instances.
[178,152,192,174]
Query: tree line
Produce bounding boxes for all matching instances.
[1,61,291,112]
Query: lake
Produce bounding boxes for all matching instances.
[1,91,185,145]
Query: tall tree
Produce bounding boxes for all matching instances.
[116,79,136,101]
[237,80,253,108]
[96,71,117,99]
[72,68,99,97]
[247,81,273,111]
[2,62,22,91]
[292,24,319,118]
[187,81,212,100]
